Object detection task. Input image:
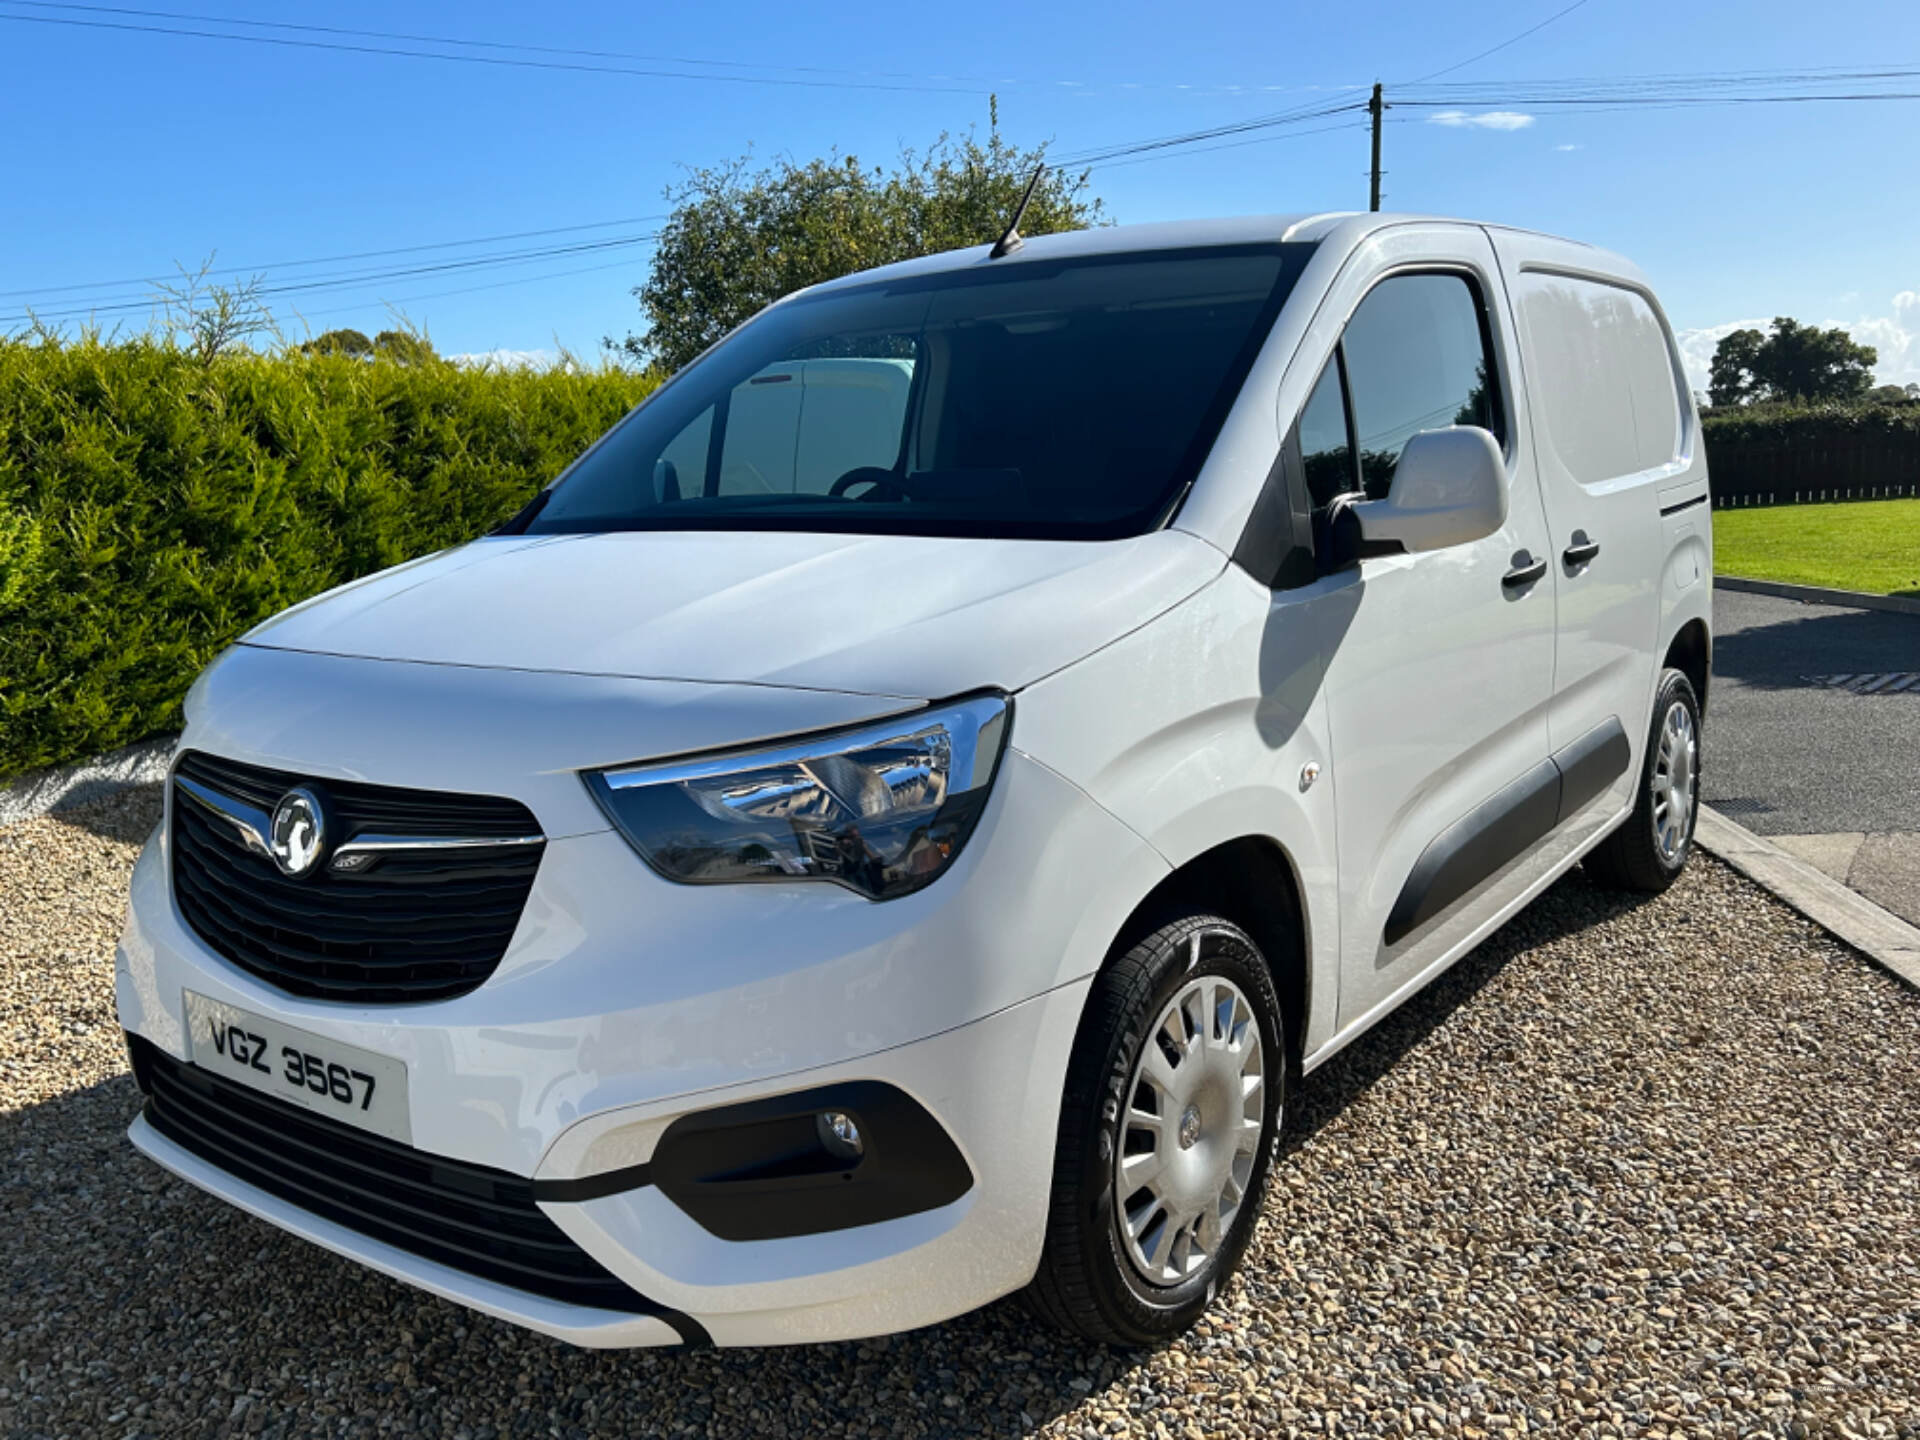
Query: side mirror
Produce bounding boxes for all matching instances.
[1348,427,1507,553]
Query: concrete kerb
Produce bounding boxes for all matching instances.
[1695,804,1920,991]
[0,736,176,829]
[1714,574,1920,617]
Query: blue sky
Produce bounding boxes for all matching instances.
[4,0,1917,388]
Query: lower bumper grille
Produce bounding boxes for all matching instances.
[130,1035,661,1317]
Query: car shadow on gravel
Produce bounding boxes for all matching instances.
[36,780,164,842]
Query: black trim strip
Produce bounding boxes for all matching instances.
[650,1080,974,1242]
[532,1163,654,1204]
[1383,759,1561,948]
[1660,492,1708,516]
[1553,717,1630,825]
[1383,716,1632,948]
[662,1311,714,1349]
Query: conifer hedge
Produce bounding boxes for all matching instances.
[0,337,653,780]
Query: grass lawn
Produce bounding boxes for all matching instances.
[1713,497,1920,597]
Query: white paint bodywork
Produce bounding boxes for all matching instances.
[117,212,1710,1348]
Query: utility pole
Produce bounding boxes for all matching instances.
[1368,82,1386,212]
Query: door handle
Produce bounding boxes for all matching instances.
[1502,551,1548,591]
[1563,530,1601,568]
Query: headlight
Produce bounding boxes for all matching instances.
[585,694,1010,900]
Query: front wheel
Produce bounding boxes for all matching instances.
[1585,668,1701,893]
[1025,914,1286,1346]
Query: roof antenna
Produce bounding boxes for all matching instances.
[989,164,1046,259]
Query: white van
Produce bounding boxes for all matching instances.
[118,213,1711,1350]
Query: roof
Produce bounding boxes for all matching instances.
[795,213,1356,297]
[796,211,1613,298]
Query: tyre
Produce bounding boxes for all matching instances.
[1585,668,1701,893]
[1026,913,1286,1346]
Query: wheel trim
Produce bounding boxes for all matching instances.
[1115,946,1266,1288]
[1650,699,1697,862]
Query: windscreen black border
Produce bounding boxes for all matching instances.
[515,241,1319,544]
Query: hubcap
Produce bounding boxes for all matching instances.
[1651,699,1697,862]
[1114,953,1266,1288]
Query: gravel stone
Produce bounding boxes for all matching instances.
[5,785,1919,1438]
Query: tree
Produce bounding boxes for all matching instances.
[372,329,436,365]
[301,328,374,358]
[154,260,272,365]
[1707,327,1767,408]
[1708,317,1878,406]
[616,102,1106,373]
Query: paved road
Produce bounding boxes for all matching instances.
[1703,584,1920,923]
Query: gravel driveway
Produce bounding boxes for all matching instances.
[5,787,1918,1440]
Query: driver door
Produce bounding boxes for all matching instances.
[1301,229,1559,1031]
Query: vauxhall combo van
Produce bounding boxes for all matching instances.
[118,212,1712,1348]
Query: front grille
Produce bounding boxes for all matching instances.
[133,1036,657,1314]
[170,751,544,1004]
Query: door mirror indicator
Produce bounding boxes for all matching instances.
[1349,427,1507,553]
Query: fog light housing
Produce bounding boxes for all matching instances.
[649,1081,972,1241]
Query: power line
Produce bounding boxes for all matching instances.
[288,256,653,325]
[0,7,980,93]
[0,214,668,301]
[1410,62,1920,94]
[0,0,995,86]
[1080,119,1368,173]
[0,1,1370,98]
[1394,89,1920,109]
[1407,0,1594,84]
[2,232,662,326]
[1052,98,1370,168]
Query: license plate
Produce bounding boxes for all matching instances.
[184,991,411,1143]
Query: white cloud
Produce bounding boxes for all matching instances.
[448,347,558,370]
[1555,143,1583,152]
[1428,109,1536,131]
[1672,318,1770,396]
[1674,293,1920,395]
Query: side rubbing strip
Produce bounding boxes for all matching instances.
[1553,716,1630,824]
[1383,758,1561,947]
[1384,715,1635,949]
[1659,493,1708,517]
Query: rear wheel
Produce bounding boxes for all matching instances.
[1585,668,1701,893]
[1026,914,1285,1346]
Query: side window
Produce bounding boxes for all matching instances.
[1298,357,1357,513]
[792,359,915,494]
[715,370,804,495]
[654,405,713,501]
[1340,273,1503,499]
[717,356,917,497]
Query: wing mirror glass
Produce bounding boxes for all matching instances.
[1348,427,1507,553]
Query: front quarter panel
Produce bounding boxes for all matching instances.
[1013,566,1341,1053]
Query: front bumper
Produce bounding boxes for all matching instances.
[117,738,1165,1345]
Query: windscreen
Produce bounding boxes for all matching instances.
[523,244,1312,541]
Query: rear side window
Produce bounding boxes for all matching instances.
[1515,273,1681,484]
[1341,273,1503,499]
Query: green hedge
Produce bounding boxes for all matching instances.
[1701,397,1920,446]
[0,337,655,781]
